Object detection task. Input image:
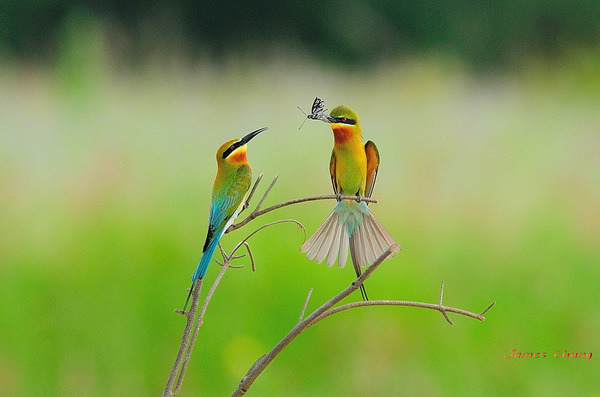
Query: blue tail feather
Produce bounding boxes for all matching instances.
[192,234,222,281]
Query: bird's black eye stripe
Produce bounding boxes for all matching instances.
[334,117,356,125]
[222,142,241,158]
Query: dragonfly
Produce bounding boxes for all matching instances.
[298,96,330,129]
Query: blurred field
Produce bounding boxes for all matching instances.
[1,52,599,396]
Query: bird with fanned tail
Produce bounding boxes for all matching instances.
[300,102,401,300]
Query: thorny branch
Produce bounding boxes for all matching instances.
[163,175,495,397]
[231,246,495,396]
[309,282,495,327]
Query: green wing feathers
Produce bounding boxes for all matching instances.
[329,150,338,196]
[205,164,251,251]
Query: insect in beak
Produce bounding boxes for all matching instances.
[297,96,330,130]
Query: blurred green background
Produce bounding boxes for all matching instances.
[1,2,599,396]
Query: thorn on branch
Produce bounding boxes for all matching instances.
[298,288,313,324]
[480,301,496,317]
[255,174,279,212]
[243,173,264,211]
[438,281,454,325]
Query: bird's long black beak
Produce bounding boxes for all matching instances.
[240,127,268,145]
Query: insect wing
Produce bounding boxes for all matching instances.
[308,97,329,121]
[311,96,325,115]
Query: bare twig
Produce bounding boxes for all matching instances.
[439,281,453,325]
[254,173,279,212]
[480,301,496,316]
[241,242,256,272]
[228,194,377,232]
[174,263,230,394]
[216,260,244,269]
[227,176,377,233]
[230,219,306,256]
[231,244,398,397]
[310,296,492,326]
[297,288,313,324]
[163,278,204,397]
[217,242,227,260]
[242,173,263,211]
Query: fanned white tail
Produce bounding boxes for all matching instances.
[301,200,401,270]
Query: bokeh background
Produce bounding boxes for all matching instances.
[2,2,599,396]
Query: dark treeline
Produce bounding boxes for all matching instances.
[2,1,600,69]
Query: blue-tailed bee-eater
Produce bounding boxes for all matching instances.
[300,105,400,300]
[183,127,267,311]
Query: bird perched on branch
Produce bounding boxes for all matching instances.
[182,127,267,312]
[300,102,400,300]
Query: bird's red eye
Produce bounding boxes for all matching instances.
[230,145,235,150]
[341,117,347,123]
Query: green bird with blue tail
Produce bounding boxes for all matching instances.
[183,127,267,311]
